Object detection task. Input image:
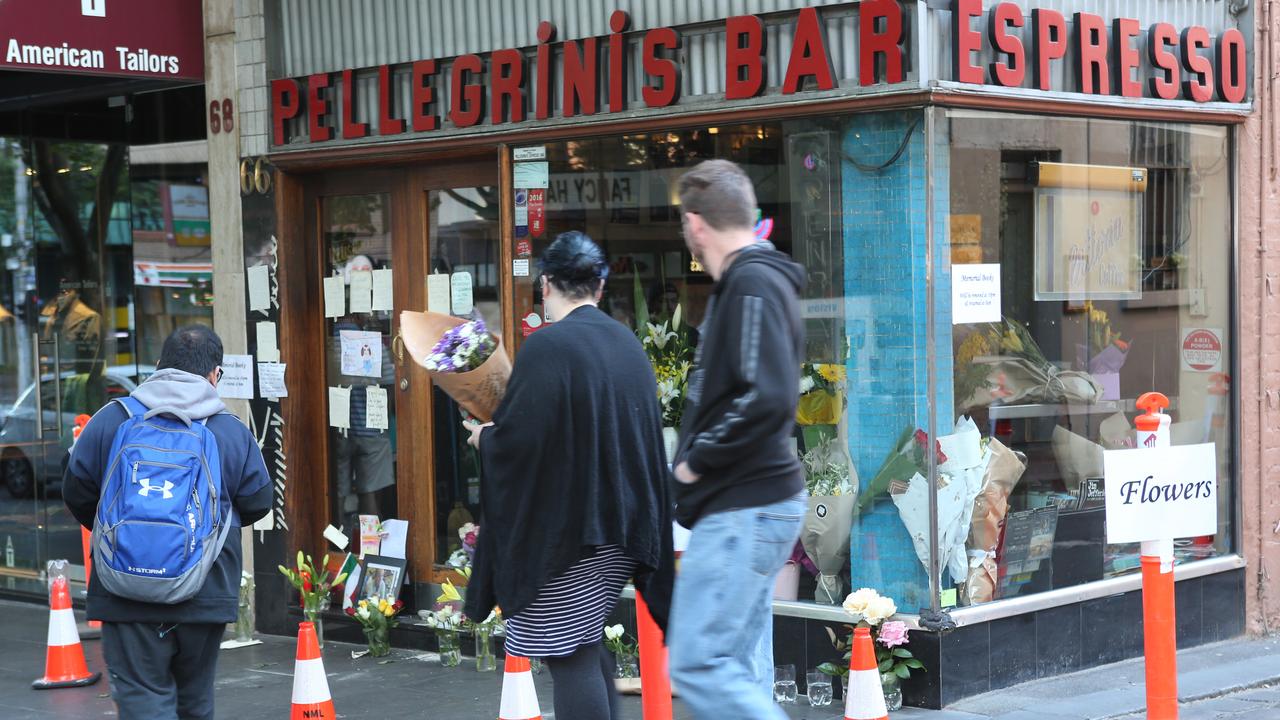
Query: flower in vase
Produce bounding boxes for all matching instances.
[864,596,898,625]
[877,621,909,648]
[604,624,624,641]
[843,588,879,616]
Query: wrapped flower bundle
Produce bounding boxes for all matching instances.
[400,310,512,422]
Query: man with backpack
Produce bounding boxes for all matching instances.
[64,324,272,720]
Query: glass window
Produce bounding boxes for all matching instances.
[945,111,1234,606]
[510,110,934,608]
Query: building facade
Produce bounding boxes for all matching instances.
[229,0,1258,709]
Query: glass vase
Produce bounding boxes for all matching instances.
[882,675,903,711]
[615,652,638,679]
[235,598,254,643]
[474,627,496,672]
[364,624,391,657]
[437,630,461,667]
[302,594,330,649]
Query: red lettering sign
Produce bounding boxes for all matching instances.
[609,11,630,113]
[1181,27,1214,103]
[1073,12,1109,95]
[528,189,546,238]
[1147,24,1181,100]
[782,7,835,94]
[725,15,766,99]
[536,22,556,120]
[563,37,599,116]
[308,72,334,143]
[987,3,1025,88]
[450,54,485,128]
[952,0,984,85]
[1112,19,1142,98]
[491,49,526,124]
[642,28,681,107]
[1217,29,1248,103]
[378,65,406,135]
[341,68,370,139]
[271,78,301,146]
[1031,9,1067,91]
[860,0,905,86]
[412,60,439,132]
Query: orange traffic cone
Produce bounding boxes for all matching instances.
[843,627,888,720]
[499,654,542,720]
[32,577,101,689]
[290,622,336,720]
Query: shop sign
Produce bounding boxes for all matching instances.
[948,1,1248,104]
[1181,328,1223,373]
[1034,166,1145,302]
[951,263,1002,325]
[0,0,204,81]
[271,5,910,146]
[1104,443,1217,544]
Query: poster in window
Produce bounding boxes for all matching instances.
[1033,186,1144,302]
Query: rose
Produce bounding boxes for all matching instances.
[300,570,313,592]
[345,607,357,618]
[843,588,879,617]
[604,624,625,641]
[864,596,898,625]
[877,620,909,648]
[464,532,477,547]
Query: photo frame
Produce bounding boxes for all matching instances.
[358,555,407,604]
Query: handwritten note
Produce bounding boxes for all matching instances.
[451,271,474,315]
[217,354,254,400]
[349,271,373,314]
[324,275,345,318]
[340,330,383,378]
[366,386,389,431]
[247,265,270,312]
[329,386,351,429]
[256,321,279,362]
[427,274,450,314]
[372,268,394,312]
[257,362,288,398]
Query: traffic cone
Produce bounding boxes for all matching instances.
[290,622,336,720]
[499,654,542,720]
[32,577,101,689]
[843,627,888,720]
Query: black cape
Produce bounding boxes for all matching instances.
[464,305,675,630]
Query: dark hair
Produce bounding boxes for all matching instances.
[538,231,609,300]
[157,324,224,377]
[677,159,757,231]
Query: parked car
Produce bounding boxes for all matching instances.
[0,366,148,498]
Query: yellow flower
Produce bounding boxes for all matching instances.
[358,599,368,609]
[437,580,462,604]
[818,364,846,383]
[383,606,395,617]
[379,599,390,612]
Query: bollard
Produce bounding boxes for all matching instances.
[635,591,673,720]
[1135,392,1177,720]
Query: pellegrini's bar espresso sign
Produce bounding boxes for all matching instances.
[270,2,1250,148]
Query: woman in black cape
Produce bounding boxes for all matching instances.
[464,232,673,719]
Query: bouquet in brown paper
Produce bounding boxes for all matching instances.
[399,311,512,422]
[963,438,1026,605]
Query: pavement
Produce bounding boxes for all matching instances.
[1,598,1278,719]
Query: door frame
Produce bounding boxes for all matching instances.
[280,149,508,586]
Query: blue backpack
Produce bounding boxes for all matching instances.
[91,396,230,604]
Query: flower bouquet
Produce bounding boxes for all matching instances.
[399,311,512,422]
[818,589,923,712]
[798,363,846,426]
[279,551,349,648]
[346,595,404,657]
[446,522,479,572]
[954,318,1101,412]
[419,597,466,667]
[799,426,857,604]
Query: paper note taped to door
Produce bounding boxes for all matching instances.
[329,386,352,429]
[340,330,383,378]
[427,274,451,314]
[349,271,373,314]
[247,265,271,312]
[372,269,394,312]
[451,271,474,315]
[323,275,345,318]
[217,354,255,400]
[256,321,280,362]
[514,161,549,188]
[257,362,288,398]
[366,386,389,431]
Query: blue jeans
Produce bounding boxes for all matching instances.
[669,492,807,719]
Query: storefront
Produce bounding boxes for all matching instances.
[241,0,1253,707]
[0,2,209,599]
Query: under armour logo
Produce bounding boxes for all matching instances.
[138,479,174,499]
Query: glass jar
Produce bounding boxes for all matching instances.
[882,674,903,711]
[302,594,330,649]
[235,599,254,643]
[437,629,461,667]
[364,623,391,657]
[615,652,639,679]
[474,627,496,672]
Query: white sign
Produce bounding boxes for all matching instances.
[514,161,549,189]
[217,354,255,400]
[329,386,351,429]
[371,268,394,312]
[451,271,474,315]
[366,386,389,431]
[257,362,288,398]
[513,259,530,277]
[255,321,279,362]
[952,263,1002,325]
[1104,443,1218,544]
[513,146,546,161]
[247,265,271,312]
[349,270,373,313]
[323,275,345,318]
[427,274,451,314]
[1181,328,1223,373]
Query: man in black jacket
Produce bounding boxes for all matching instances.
[64,325,272,720]
[668,160,807,719]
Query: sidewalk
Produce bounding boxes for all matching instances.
[0,598,1276,719]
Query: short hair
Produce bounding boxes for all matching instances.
[157,324,224,377]
[539,231,609,300]
[677,159,757,232]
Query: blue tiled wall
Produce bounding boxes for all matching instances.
[843,110,955,610]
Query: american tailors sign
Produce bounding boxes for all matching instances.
[0,0,204,82]
[269,3,1250,148]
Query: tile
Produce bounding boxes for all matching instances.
[1175,576,1204,649]
[902,630,942,710]
[1201,569,1246,642]
[1036,603,1082,678]
[939,622,992,705]
[1081,592,1144,667]
[988,613,1038,690]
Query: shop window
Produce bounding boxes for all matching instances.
[946,111,1234,607]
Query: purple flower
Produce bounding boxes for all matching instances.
[877,621,909,648]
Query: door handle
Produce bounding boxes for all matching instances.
[31,333,42,442]
[392,332,405,366]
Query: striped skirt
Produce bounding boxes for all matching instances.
[502,545,636,659]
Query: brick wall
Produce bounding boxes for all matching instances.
[844,109,955,611]
[235,0,270,159]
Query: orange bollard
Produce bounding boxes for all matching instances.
[635,592,673,720]
[1141,552,1178,719]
